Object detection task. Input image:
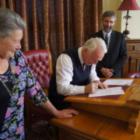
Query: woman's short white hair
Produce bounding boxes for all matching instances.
[0,8,26,38]
[83,37,107,53]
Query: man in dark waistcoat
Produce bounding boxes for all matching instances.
[49,37,107,109]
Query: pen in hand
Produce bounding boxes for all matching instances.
[85,82,98,94]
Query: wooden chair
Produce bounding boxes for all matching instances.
[123,54,140,77]
[128,72,140,78]
[24,49,53,131]
[123,40,140,77]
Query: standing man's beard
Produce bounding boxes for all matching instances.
[104,26,112,33]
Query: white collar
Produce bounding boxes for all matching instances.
[103,30,112,38]
[78,47,84,65]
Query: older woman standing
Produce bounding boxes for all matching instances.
[0,8,78,139]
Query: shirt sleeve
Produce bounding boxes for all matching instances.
[56,54,85,96]
[11,50,48,106]
[89,64,100,82]
[19,52,48,106]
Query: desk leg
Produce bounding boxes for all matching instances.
[128,111,140,133]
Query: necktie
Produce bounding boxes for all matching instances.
[104,34,109,47]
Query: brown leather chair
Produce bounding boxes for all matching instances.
[24,49,53,130]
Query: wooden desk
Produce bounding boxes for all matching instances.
[51,111,140,140]
[65,78,140,133]
[50,78,140,140]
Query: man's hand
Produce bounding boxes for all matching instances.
[97,81,108,89]
[54,109,79,119]
[85,82,98,94]
[101,67,114,78]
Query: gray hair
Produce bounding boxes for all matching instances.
[0,8,26,38]
[102,10,116,19]
[83,37,107,53]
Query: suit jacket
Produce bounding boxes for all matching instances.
[90,30,127,78]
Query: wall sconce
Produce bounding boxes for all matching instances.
[118,0,140,37]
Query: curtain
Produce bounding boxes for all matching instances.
[0,0,102,64]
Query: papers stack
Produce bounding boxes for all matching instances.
[89,87,124,98]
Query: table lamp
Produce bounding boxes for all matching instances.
[118,0,140,37]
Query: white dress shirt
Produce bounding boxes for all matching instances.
[56,47,100,96]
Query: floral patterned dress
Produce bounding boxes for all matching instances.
[0,50,48,140]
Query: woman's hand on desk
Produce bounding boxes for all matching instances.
[42,100,78,119]
[54,109,79,118]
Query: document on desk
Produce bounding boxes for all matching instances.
[88,87,124,98]
[103,79,133,86]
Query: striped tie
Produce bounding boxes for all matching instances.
[104,34,109,47]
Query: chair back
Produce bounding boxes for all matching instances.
[24,50,52,133]
[128,72,140,78]
[123,40,140,77]
[24,49,52,89]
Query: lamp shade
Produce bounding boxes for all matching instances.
[118,0,140,10]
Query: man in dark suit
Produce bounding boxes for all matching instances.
[90,11,127,78]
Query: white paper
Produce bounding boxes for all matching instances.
[88,87,124,98]
[103,79,133,86]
